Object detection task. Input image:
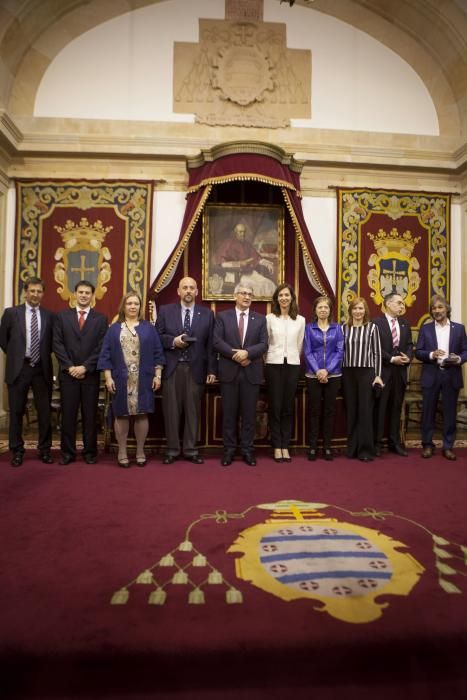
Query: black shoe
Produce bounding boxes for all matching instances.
[83,455,97,465]
[374,445,382,457]
[117,458,130,468]
[389,444,408,457]
[221,452,234,467]
[11,452,24,467]
[185,455,204,464]
[136,459,147,467]
[163,455,178,465]
[40,452,54,464]
[59,454,74,466]
[359,455,374,462]
[273,456,283,463]
[242,453,256,467]
[307,449,317,461]
[324,448,333,461]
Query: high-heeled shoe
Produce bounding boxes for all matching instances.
[281,450,292,463]
[307,449,317,461]
[117,458,130,468]
[273,449,283,463]
[136,456,147,467]
[324,448,333,461]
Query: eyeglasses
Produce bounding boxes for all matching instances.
[237,291,253,296]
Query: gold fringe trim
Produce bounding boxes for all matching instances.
[153,185,212,294]
[282,188,327,295]
[187,173,300,197]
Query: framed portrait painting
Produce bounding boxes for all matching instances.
[202,204,285,301]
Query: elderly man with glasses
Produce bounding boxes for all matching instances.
[213,283,268,467]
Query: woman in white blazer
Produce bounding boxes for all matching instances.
[265,283,305,462]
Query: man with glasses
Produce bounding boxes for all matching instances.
[213,283,268,467]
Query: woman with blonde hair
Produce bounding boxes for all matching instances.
[98,292,165,467]
[304,295,344,461]
[342,296,383,462]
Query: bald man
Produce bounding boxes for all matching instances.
[156,277,217,464]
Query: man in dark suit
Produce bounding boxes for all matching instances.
[0,277,55,466]
[53,280,108,465]
[213,282,268,467]
[373,292,413,456]
[415,294,467,461]
[156,276,217,464]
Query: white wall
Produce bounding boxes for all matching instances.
[35,0,438,135]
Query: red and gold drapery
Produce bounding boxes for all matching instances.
[150,144,333,311]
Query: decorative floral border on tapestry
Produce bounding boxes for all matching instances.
[337,188,451,329]
[14,180,153,318]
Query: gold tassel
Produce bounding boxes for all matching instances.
[188,588,205,605]
[136,569,153,584]
[226,588,243,604]
[179,540,193,552]
[159,554,175,566]
[208,570,223,584]
[172,571,188,584]
[192,554,207,567]
[148,588,167,605]
[110,588,129,605]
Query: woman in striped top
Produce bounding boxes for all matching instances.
[342,297,384,462]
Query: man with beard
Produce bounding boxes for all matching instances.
[156,277,217,464]
[415,295,467,460]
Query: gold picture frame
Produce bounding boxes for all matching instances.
[202,204,285,301]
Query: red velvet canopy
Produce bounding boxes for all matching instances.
[149,142,333,320]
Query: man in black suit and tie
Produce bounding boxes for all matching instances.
[213,282,268,467]
[0,277,55,466]
[156,276,217,464]
[415,294,467,461]
[373,292,413,456]
[53,280,108,465]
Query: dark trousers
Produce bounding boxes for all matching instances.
[375,365,405,448]
[421,370,459,449]
[7,362,52,453]
[220,371,259,454]
[60,377,100,458]
[265,362,301,448]
[162,363,204,456]
[306,376,341,449]
[342,367,374,459]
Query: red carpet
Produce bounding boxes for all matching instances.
[1,448,467,699]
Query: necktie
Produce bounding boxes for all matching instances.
[239,312,245,347]
[391,318,398,348]
[181,308,191,361]
[79,310,86,330]
[30,308,40,366]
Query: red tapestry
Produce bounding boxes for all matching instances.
[337,188,451,329]
[14,180,153,318]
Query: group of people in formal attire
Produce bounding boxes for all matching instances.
[1,275,466,468]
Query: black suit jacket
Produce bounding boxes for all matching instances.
[0,304,54,384]
[156,303,217,383]
[53,308,108,385]
[213,308,268,384]
[373,315,413,386]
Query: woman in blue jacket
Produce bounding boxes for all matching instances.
[304,296,344,460]
[98,293,165,467]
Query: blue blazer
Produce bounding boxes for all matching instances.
[415,320,467,390]
[97,320,165,416]
[156,303,217,384]
[213,308,268,385]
